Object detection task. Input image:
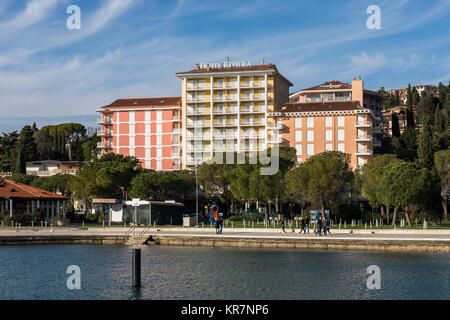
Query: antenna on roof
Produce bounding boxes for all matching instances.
[225,56,231,62]
[358,75,361,80]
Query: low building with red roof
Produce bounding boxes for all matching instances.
[0,178,68,221]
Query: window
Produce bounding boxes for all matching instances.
[295,144,302,155]
[129,111,135,123]
[338,143,345,152]
[129,147,135,156]
[295,131,302,142]
[157,123,162,133]
[157,148,162,158]
[358,157,365,166]
[338,116,345,127]
[325,130,332,141]
[325,117,332,127]
[295,118,302,128]
[156,160,162,171]
[129,136,135,146]
[297,158,302,164]
[338,129,345,141]
[145,160,151,169]
[325,143,332,151]
[307,117,314,128]
[129,124,135,134]
[156,111,162,122]
[145,111,150,122]
[145,124,150,134]
[307,144,314,155]
[307,130,314,142]
[145,148,150,158]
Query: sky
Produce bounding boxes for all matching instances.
[1,0,450,132]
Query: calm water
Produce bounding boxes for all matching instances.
[0,245,448,300]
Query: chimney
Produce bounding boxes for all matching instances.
[352,78,364,107]
[195,64,200,70]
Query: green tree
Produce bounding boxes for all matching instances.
[0,131,19,171]
[15,148,26,174]
[301,151,354,215]
[434,105,445,133]
[434,150,450,220]
[15,125,38,163]
[417,120,434,169]
[392,113,400,137]
[360,154,400,219]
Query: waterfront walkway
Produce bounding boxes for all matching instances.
[0,227,450,252]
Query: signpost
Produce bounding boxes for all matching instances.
[132,198,140,236]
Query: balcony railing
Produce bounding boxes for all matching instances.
[240,107,265,113]
[213,108,237,114]
[240,120,266,126]
[240,81,266,88]
[187,97,209,103]
[186,122,210,128]
[356,149,373,156]
[213,83,238,89]
[213,96,238,102]
[186,135,211,140]
[355,136,372,142]
[97,129,112,136]
[214,121,238,127]
[187,84,210,90]
[187,109,209,115]
[97,142,112,149]
[355,122,372,127]
[97,118,112,125]
[240,94,266,101]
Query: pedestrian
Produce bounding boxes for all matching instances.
[217,213,224,234]
[281,218,286,233]
[326,218,331,235]
[305,216,310,233]
[316,217,323,236]
[300,217,306,234]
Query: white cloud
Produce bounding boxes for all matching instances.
[0,0,58,34]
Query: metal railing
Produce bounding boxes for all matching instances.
[123,225,136,238]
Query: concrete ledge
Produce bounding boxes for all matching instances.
[0,235,128,246]
[153,235,450,253]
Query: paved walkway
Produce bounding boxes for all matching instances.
[1,227,450,241]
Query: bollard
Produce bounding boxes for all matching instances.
[252,221,254,228]
[232,221,233,228]
[41,221,43,228]
[339,222,341,230]
[243,219,246,228]
[370,221,372,229]
[32,221,34,228]
[45,221,48,228]
[365,223,367,230]
[82,221,84,228]
[132,248,141,288]
[103,219,105,227]
[296,220,298,228]
[202,222,204,228]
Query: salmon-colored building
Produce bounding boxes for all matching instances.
[96,97,182,171]
[270,79,385,169]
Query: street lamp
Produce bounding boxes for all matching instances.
[195,161,199,227]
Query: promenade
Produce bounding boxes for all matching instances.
[0,227,449,252]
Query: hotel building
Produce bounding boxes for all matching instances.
[175,63,293,169]
[270,79,385,169]
[96,97,182,171]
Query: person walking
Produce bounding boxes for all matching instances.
[316,217,323,236]
[281,218,286,233]
[300,217,306,234]
[305,216,310,233]
[326,218,331,235]
[218,213,224,234]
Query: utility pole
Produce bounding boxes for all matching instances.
[195,162,199,227]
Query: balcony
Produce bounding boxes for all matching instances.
[355,122,372,127]
[240,120,266,126]
[240,94,266,101]
[97,142,112,149]
[213,83,237,89]
[97,118,112,125]
[187,84,210,90]
[186,134,211,140]
[214,145,237,152]
[187,96,209,103]
[355,136,372,142]
[97,129,112,137]
[356,149,373,156]
[213,108,238,114]
[240,145,260,152]
[240,81,266,88]
[186,122,210,128]
[213,96,238,102]
[240,107,265,113]
[214,121,238,127]
[187,108,209,115]
[186,147,211,153]
[213,134,238,140]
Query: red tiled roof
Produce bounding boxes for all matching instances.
[301,81,352,91]
[176,64,278,75]
[0,178,67,200]
[280,101,363,113]
[102,97,181,108]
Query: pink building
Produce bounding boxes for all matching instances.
[96,97,182,171]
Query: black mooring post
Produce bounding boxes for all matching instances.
[132,248,141,288]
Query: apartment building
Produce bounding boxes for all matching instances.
[270,79,385,169]
[96,97,182,171]
[290,79,385,120]
[175,62,293,169]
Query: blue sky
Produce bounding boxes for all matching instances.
[1,0,450,132]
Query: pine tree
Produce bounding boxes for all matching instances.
[392,113,400,137]
[406,84,412,109]
[406,84,415,128]
[417,120,434,169]
[434,105,444,133]
[15,148,26,174]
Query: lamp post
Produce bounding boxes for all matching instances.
[195,161,199,227]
